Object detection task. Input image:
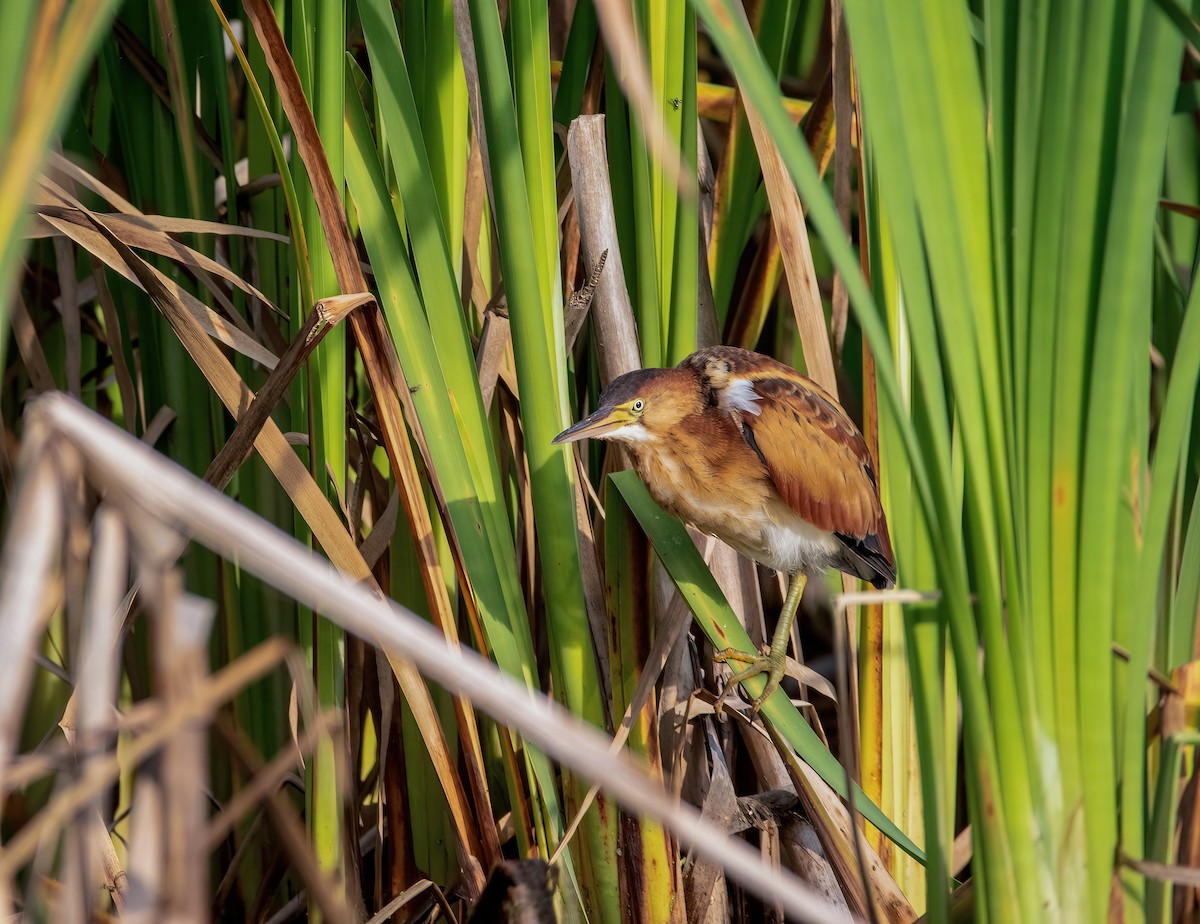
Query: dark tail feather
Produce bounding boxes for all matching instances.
[834,531,896,589]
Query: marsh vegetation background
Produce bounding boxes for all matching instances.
[1,0,1199,922]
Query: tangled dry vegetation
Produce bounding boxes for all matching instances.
[3,0,1200,923]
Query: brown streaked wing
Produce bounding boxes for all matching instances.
[733,368,884,541]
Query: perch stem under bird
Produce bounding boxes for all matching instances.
[554,346,895,714]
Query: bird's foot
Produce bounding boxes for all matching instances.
[712,645,786,718]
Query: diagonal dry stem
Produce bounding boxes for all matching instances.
[30,391,861,924]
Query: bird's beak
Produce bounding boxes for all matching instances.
[553,406,634,444]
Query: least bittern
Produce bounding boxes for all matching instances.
[554,345,895,713]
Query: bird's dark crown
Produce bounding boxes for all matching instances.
[595,368,661,407]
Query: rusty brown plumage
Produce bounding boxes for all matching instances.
[683,346,893,569]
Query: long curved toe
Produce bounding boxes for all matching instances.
[713,646,787,717]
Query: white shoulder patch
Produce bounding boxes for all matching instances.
[720,378,763,416]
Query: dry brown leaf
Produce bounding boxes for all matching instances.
[10,293,58,394]
[46,151,142,216]
[203,294,365,491]
[27,201,290,247]
[142,406,176,447]
[52,229,83,398]
[462,131,492,325]
[40,211,278,369]
[37,201,281,316]
[475,308,511,409]
[75,210,289,243]
[91,264,140,433]
[722,68,835,360]
[359,490,399,570]
[740,88,836,395]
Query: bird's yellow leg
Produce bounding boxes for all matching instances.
[713,573,807,716]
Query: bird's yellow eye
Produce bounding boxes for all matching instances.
[632,399,645,413]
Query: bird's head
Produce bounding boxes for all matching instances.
[553,367,699,447]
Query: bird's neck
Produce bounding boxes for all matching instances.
[623,438,697,519]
